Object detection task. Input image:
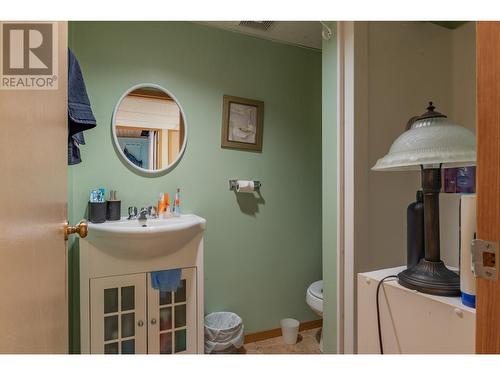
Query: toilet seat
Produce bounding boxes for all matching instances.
[306,280,323,316]
[309,280,323,299]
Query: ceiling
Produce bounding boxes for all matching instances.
[199,21,472,50]
[199,21,323,50]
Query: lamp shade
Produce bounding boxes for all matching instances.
[372,103,476,171]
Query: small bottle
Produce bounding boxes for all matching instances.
[173,188,181,217]
[158,193,165,217]
[164,193,172,218]
[407,190,425,269]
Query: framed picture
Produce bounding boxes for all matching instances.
[221,95,264,151]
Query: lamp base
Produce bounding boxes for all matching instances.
[397,259,460,296]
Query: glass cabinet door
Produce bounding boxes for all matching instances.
[90,273,147,354]
[147,268,196,354]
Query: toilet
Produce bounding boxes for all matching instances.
[306,280,323,351]
[306,280,323,316]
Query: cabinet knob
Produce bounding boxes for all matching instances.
[151,318,157,325]
[138,320,144,327]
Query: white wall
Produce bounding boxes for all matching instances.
[451,21,476,132]
[439,21,477,268]
[352,21,476,351]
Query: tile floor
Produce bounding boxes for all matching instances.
[238,328,322,354]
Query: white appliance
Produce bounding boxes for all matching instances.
[460,194,477,307]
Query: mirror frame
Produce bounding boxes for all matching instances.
[111,83,188,175]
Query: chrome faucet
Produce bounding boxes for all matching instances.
[128,206,138,220]
[128,205,158,221]
[148,206,158,219]
[138,207,148,221]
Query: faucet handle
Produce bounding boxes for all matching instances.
[149,206,158,218]
[139,207,148,220]
[128,206,138,220]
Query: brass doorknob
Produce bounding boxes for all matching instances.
[64,220,88,240]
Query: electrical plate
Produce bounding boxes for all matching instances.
[472,239,498,281]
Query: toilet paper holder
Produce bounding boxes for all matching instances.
[229,179,261,192]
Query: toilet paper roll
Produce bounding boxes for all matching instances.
[236,180,255,193]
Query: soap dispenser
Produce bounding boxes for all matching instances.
[106,190,121,221]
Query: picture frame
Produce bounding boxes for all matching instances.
[221,95,264,151]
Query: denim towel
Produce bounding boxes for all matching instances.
[150,269,182,292]
[124,147,143,168]
[68,48,97,165]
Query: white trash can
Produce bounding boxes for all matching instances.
[280,318,300,345]
[204,312,244,354]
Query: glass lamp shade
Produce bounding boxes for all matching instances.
[372,102,476,296]
[372,104,476,171]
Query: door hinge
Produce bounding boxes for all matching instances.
[472,239,498,281]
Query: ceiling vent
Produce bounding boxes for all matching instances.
[238,21,274,31]
[430,21,468,30]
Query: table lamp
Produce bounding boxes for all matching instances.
[372,102,476,296]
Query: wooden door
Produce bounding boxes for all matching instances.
[147,268,197,354]
[476,21,500,354]
[0,21,68,353]
[90,273,148,354]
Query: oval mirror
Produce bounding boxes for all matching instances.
[112,83,187,174]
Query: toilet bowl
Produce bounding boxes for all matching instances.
[306,280,323,352]
[306,280,323,316]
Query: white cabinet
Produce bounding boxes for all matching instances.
[357,266,475,354]
[147,268,196,354]
[89,268,196,354]
[90,273,147,354]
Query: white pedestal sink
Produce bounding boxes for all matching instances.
[79,213,206,354]
[87,214,206,258]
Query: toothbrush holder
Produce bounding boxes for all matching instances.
[106,200,121,221]
[88,201,107,223]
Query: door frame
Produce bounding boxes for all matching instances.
[336,20,357,354]
[475,21,500,354]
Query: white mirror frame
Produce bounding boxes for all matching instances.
[111,83,188,175]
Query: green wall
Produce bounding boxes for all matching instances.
[68,22,322,353]
[321,22,337,353]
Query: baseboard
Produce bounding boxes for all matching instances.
[244,319,322,344]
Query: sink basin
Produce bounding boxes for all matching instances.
[86,214,206,258]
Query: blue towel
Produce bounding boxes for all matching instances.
[150,269,182,292]
[68,48,97,165]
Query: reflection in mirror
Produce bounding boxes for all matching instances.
[112,85,186,173]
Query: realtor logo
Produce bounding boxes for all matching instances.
[0,22,58,89]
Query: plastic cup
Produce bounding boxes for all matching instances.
[280,318,300,345]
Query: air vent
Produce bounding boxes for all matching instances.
[238,21,274,31]
[430,21,468,30]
